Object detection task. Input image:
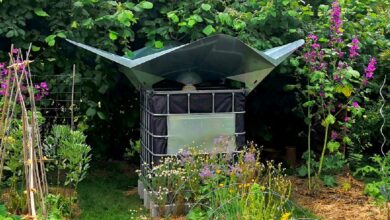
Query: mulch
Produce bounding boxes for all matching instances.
[290,173,389,220]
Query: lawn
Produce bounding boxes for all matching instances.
[77,161,144,220]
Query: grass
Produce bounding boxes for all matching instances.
[77,161,145,220]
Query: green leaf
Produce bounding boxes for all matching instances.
[138,1,153,9]
[217,13,232,25]
[74,1,83,7]
[86,108,96,117]
[32,45,41,52]
[5,30,14,38]
[310,71,325,82]
[322,175,337,187]
[345,67,360,78]
[154,40,164,49]
[34,8,49,17]
[201,3,211,11]
[202,25,215,36]
[327,141,340,153]
[56,32,66,38]
[297,165,308,177]
[97,111,107,120]
[342,136,353,146]
[167,12,179,23]
[282,0,290,6]
[98,85,109,94]
[322,114,336,127]
[289,28,297,33]
[303,100,315,107]
[109,30,118,40]
[44,35,56,46]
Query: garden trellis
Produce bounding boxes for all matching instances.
[67,34,303,202]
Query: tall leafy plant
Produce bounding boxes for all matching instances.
[294,0,377,189]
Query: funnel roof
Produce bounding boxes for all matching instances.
[67,34,303,92]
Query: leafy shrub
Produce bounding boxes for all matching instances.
[44,125,92,188]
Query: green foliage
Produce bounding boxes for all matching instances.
[44,194,72,220]
[0,0,313,158]
[44,125,92,188]
[297,150,345,187]
[0,204,21,220]
[123,139,141,160]
[354,152,390,202]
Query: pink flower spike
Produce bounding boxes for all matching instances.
[349,37,360,58]
[344,116,350,122]
[330,1,342,34]
[365,57,377,79]
[352,101,360,108]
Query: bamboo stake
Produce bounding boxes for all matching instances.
[71,64,76,130]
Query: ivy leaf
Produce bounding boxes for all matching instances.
[154,40,164,49]
[45,35,56,46]
[202,25,215,36]
[109,30,118,40]
[138,1,153,9]
[327,141,340,153]
[201,3,211,11]
[34,8,49,17]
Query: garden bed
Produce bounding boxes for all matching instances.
[290,173,388,220]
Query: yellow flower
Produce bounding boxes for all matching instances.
[3,136,15,145]
[251,178,255,182]
[238,184,242,188]
[281,212,291,220]
[216,169,222,174]
[219,183,224,187]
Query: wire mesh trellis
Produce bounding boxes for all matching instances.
[32,67,84,131]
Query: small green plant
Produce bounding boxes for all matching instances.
[44,125,92,188]
[297,150,345,187]
[43,194,72,220]
[123,139,141,160]
[354,152,390,203]
[0,204,21,220]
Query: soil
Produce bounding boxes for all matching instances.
[290,173,389,220]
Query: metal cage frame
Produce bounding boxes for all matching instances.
[139,89,246,175]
